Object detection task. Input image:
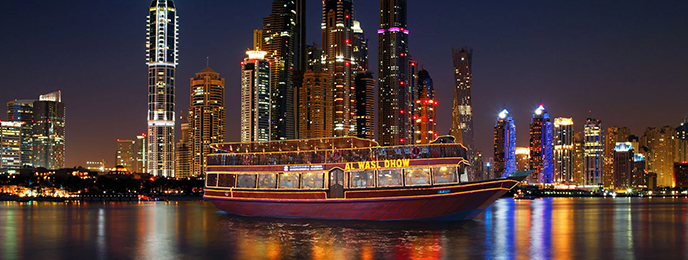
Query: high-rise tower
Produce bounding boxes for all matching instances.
[33,91,65,169]
[189,66,225,177]
[146,0,178,177]
[603,126,630,187]
[378,0,413,146]
[449,47,475,180]
[263,0,298,140]
[241,49,272,142]
[414,69,436,144]
[529,105,553,184]
[584,118,604,185]
[0,122,22,169]
[494,109,516,179]
[116,139,135,171]
[322,0,355,137]
[7,99,34,167]
[553,118,575,183]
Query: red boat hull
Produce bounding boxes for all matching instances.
[205,179,518,221]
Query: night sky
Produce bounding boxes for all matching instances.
[1,0,686,168]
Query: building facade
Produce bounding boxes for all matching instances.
[584,118,604,185]
[494,109,516,178]
[674,162,688,188]
[642,126,677,187]
[613,142,634,189]
[414,69,436,144]
[189,66,225,177]
[146,0,178,177]
[355,72,375,140]
[529,105,553,184]
[554,118,574,183]
[677,121,688,163]
[175,115,191,178]
[378,0,413,146]
[0,121,22,169]
[515,147,530,171]
[135,134,146,173]
[241,50,272,142]
[298,70,332,139]
[604,126,630,187]
[116,139,135,171]
[7,100,34,167]
[322,0,356,137]
[32,91,65,169]
[262,0,298,140]
[449,47,475,180]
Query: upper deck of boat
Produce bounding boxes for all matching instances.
[211,137,380,154]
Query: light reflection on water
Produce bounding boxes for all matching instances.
[1,198,687,259]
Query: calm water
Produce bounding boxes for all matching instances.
[1,197,688,260]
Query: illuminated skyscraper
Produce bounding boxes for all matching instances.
[677,120,688,163]
[584,118,604,185]
[189,66,225,177]
[116,139,135,171]
[135,134,146,173]
[241,49,272,142]
[494,109,516,178]
[323,0,356,137]
[414,69,436,144]
[352,20,368,73]
[32,91,65,169]
[613,142,634,188]
[529,105,553,184]
[604,126,630,187]
[515,147,530,171]
[674,162,688,188]
[146,0,178,177]
[378,0,413,146]
[176,114,191,178]
[355,72,375,140]
[449,47,475,180]
[263,0,298,140]
[642,126,677,187]
[554,118,574,183]
[0,121,22,169]
[7,99,34,167]
[298,70,332,139]
[352,21,375,140]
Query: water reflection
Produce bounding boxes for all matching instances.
[1,198,688,259]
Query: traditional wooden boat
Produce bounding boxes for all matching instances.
[204,137,523,221]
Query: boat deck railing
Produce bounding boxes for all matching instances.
[207,143,467,166]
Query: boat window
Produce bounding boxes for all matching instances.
[206,173,218,187]
[301,172,324,189]
[378,169,403,187]
[433,166,458,185]
[350,170,376,188]
[405,168,431,186]
[218,174,236,188]
[279,173,300,189]
[237,174,257,188]
[258,173,277,189]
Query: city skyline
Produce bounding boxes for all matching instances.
[1,0,687,167]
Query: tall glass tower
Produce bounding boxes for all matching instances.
[529,105,553,184]
[322,0,355,137]
[494,109,516,179]
[449,47,475,180]
[146,0,178,177]
[378,0,413,146]
[241,50,272,142]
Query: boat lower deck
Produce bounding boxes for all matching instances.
[204,178,520,221]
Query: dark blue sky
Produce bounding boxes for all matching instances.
[1,0,686,167]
